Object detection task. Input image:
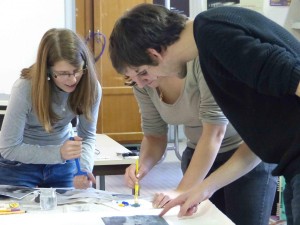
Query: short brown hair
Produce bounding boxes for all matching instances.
[109,3,187,74]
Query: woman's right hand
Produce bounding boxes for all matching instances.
[124,163,148,188]
[60,136,83,160]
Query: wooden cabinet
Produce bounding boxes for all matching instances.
[76,0,152,144]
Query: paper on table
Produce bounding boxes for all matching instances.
[56,188,115,205]
[102,198,159,211]
[101,215,169,225]
[0,185,37,199]
[100,200,235,225]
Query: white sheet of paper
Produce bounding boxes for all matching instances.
[103,198,160,211]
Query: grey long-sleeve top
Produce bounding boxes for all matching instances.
[0,78,101,172]
[133,57,242,152]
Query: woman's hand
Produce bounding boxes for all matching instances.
[73,172,96,189]
[60,136,83,160]
[159,184,211,217]
[152,190,180,208]
[124,163,149,188]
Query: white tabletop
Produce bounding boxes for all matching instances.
[0,198,234,225]
[94,134,137,166]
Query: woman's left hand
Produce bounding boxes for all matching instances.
[152,190,180,208]
[73,172,96,189]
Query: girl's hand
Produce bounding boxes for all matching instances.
[60,136,83,160]
[73,172,96,189]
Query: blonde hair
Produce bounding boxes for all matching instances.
[21,28,99,132]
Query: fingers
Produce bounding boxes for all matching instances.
[125,163,146,188]
[73,175,92,189]
[152,193,171,208]
[159,193,200,218]
[61,138,82,160]
[87,172,96,184]
[178,204,198,217]
[73,136,83,141]
[159,197,183,217]
[67,138,82,150]
[159,200,198,218]
[125,164,138,188]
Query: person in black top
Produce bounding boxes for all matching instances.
[109,4,300,225]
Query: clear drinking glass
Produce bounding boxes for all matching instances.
[39,188,57,210]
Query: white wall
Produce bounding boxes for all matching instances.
[263,1,289,26]
[284,0,300,40]
[0,0,74,95]
[190,0,289,26]
[189,0,206,18]
[237,0,289,25]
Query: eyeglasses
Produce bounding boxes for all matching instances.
[51,68,87,80]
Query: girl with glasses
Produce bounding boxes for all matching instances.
[0,28,102,189]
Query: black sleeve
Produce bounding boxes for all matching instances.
[195,12,300,97]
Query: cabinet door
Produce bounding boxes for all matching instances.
[76,0,152,144]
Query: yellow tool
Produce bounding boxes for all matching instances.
[134,158,140,205]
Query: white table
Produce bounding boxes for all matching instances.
[0,197,234,225]
[93,134,137,190]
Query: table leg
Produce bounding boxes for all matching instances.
[99,175,105,190]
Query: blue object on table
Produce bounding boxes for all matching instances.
[69,137,88,177]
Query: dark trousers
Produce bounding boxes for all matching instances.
[181,147,278,225]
